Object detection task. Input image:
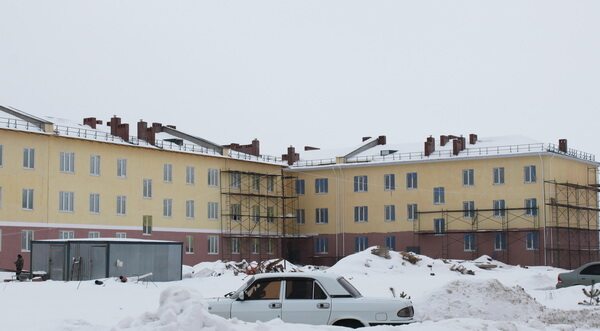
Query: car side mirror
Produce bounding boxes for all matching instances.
[237,291,245,301]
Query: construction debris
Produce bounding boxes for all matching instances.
[450,264,475,275]
[477,264,498,270]
[371,246,391,259]
[400,251,421,264]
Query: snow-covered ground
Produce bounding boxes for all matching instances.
[2,248,599,331]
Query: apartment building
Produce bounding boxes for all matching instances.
[0,105,598,270]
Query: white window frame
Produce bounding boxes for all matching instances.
[59,191,75,212]
[354,206,369,222]
[406,172,417,189]
[315,178,328,194]
[21,230,34,251]
[296,179,305,195]
[385,236,396,251]
[59,230,74,239]
[433,187,445,204]
[22,188,34,210]
[525,198,537,216]
[186,200,195,219]
[252,205,260,223]
[526,232,539,250]
[89,193,100,214]
[60,152,75,173]
[231,204,241,221]
[186,166,195,184]
[434,218,445,235]
[384,174,395,191]
[88,231,100,238]
[315,237,328,254]
[252,174,260,191]
[117,159,127,178]
[0,144,3,167]
[463,169,474,186]
[296,209,305,224]
[208,168,219,187]
[116,195,126,215]
[231,238,240,254]
[143,179,152,198]
[163,198,173,217]
[230,172,241,189]
[251,238,260,254]
[493,200,506,217]
[316,208,328,224]
[116,232,127,239]
[0,229,2,252]
[267,239,274,254]
[384,205,396,222]
[143,215,152,235]
[355,236,368,252]
[208,202,219,220]
[23,148,35,169]
[267,206,275,223]
[493,167,505,185]
[524,165,537,183]
[267,176,275,192]
[407,203,418,221]
[90,155,101,176]
[354,175,368,192]
[163,163,173,182]
[463,201,475,219]
[494,232,507,251]
[464,234,475,252]
[186,235,194,254]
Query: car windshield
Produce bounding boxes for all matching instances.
[337,277,362,298]
[225,276,255,297]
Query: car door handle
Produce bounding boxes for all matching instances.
[317,303,330,309]
[269,303,282,309]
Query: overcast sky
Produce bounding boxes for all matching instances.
[1,1,599,159]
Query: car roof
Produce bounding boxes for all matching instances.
[250,272,351,296]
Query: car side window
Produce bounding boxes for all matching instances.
[581,264,600,275]
[245,279,281,300]
[286,279,313,299]
[314,282,327,300]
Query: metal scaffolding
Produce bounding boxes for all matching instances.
[220,169,299,262]
[545,180,600,269]
[413,207,541,264]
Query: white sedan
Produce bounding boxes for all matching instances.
[206,272,415,328]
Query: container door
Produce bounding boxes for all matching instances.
[49,245,65,280]
[90,245,107,279]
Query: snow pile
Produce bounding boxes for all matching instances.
[417,279,544,322]
[327,246,435,275]
[187,259,301,278]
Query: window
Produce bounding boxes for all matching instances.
[116,195,126,215]
[186,166,195,184]
[384,174,395,191]
[252,175,260,191]
[493,200,506,217]
[385,236,396,250]
[296,179,305,195]
[59,231,74,239]
[463,201,475,219]
[433,187,445,204]
[208,168,219,187]
[434,218,445,235]
[315,178,328,194]
[163,198,173,217]
[0,229,2,251]
[267,176,275,192]
[186,235,194,253]
[493,167,505,185]
[231,238,240,254]
[464,234,476,251]
[117,159,127,178]
[316,208,328,224]
[208,202,219,220]
[354,206,368,222]
[524,165,537,183]
[89,193,100,213]
[23,147,35,169]
[526,232,539,250]
[285,279,327,300]
[296,209,305,224]
[245,279,281,301]
[143,179,152,198]
[251,238,260,254]
[267,207,275,223]
[315,237,328,254]
[407,204,418,221]
[163,164,173,182]
[252,205,260,223]
[0,187,2,209]
[463,169,474,186]
[494,233,507,250]
[231,204,241,221]
[59,191,75,212]
[90,155,101,176]
[186,200,195,219]
[581,264,600,276]
[88,231,100,238]
[22,189,34,210]
[267,239,274,254]
[384,205,396,222]
[406,172,417,189]
[21,230,33,251]
[355,236,368,252]
[525,198,537,216]
[60,152,75,173]
[0,144,3,166]
[354,175,368,192]
[230,172,241,189]
[208,235,219,254]
[116,232,127,238]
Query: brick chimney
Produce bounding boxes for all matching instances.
[137,120,148,141]
[424,136,435,156]
[559,139,568,153]
[107,116,121,136]
[440,135,449,147]
[117,123,129,141]
[224,139,261,157]
[377,135,386,145]
[469,133,478,145]
[453,139,461,156]
[282,146,300,165]
[459,136,466,150]
[83,117,102,129]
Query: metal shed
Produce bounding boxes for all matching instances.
[31,238,183,281]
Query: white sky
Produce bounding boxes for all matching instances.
[1,1,599,159]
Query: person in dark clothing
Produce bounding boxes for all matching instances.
[14,254,24,280]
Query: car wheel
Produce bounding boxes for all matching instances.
[333,319,365,328]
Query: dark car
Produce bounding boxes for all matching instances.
[556,262,600,288]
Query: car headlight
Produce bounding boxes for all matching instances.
[397,306,414,318]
